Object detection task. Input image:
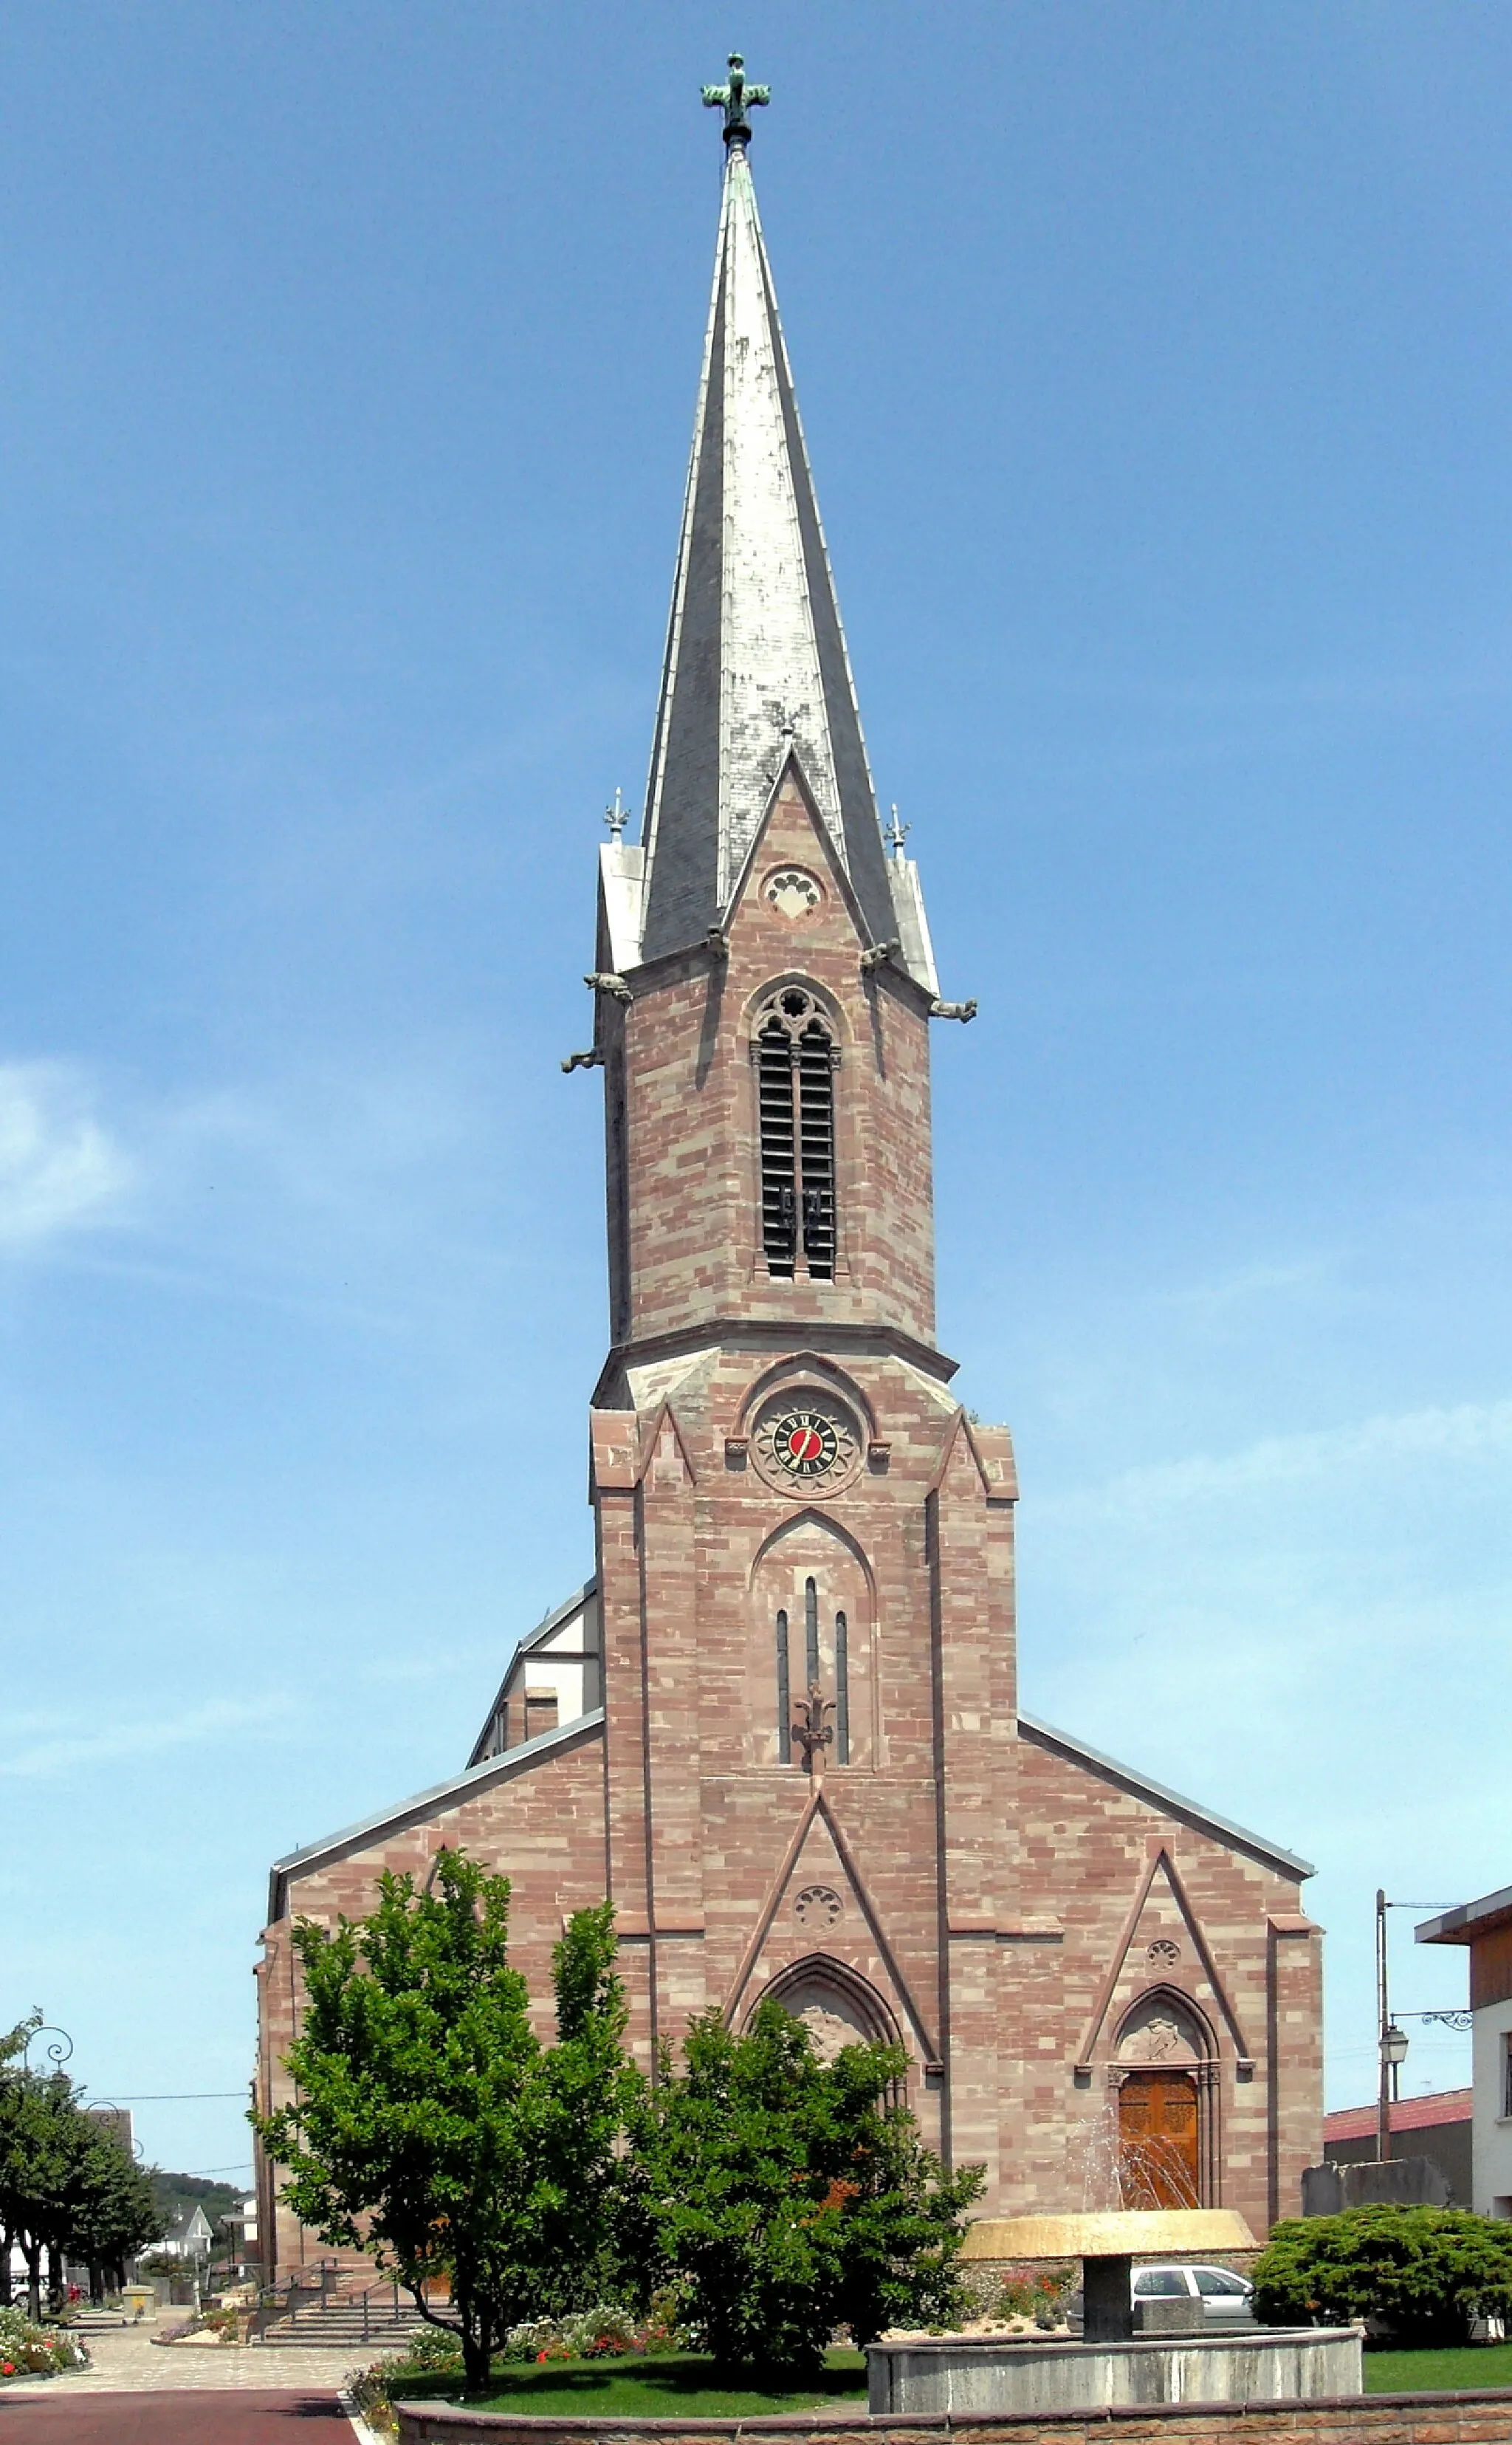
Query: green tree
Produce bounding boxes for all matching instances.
[63,2128,162,2298]
[254,1848,637,2387]
[630,2000,983,2374]
[0,2015,162,2311]
[1254,2205,1512,2346]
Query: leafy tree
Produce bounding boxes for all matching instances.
[0,2067,64,2317]
[63,2127,162,2297]
[255,1848,638,2387]
[0,2049,161,2314]
[1254,2206,1512,2346]
[0,2014,162,2311]
[629,2000,983,2374]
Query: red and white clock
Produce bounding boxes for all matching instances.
[752,1393,860,1492]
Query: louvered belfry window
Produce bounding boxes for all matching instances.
[755,987,836,1280]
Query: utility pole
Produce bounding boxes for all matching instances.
[1376,1887,1390,2163]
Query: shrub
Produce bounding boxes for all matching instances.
[0,2305,89,2379]
[1253,2206,1512,2346]
[346,2333,464,2435]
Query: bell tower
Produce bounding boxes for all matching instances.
[586,76,966,1388]
[579,65,1011,2181]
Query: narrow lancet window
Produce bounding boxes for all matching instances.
[804,1576,820,1690]
[754,989,836,1280]
[776,1607,791,1763]
[835,1610,850,1764]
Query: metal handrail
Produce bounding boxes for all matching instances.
[253,2266,416,2342]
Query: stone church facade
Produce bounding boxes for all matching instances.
[254,97,1322,2282]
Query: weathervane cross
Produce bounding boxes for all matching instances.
[702,53,770,149]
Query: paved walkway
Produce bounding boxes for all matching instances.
[0,2305,369,2408]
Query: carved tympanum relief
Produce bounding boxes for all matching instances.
[1116,1992,1206,2066]
[774,1975,876,2065]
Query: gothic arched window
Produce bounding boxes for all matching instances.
[753,987,836,1280]
[757,1523,865,1770]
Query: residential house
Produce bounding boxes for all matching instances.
[1418,1885,1512,2216]
[147,2204,215,2266]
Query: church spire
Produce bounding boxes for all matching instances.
[635,68,904,970]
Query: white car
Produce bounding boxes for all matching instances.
[1133,2264,1255,2320]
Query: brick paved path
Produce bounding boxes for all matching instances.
[0,2391,351,2441]
[0,2309,367,2421]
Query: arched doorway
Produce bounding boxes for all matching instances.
[1113,1991,1216,2209]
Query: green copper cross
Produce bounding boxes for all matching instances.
[702,53,770,148]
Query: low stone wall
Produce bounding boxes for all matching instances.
[396,2393,1512,2444]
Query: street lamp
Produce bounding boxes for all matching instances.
[1375,1892,1413,2163]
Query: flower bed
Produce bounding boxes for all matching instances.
[0,2305,90,2381]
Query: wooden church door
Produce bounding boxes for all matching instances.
[1117,2070,1200,2208]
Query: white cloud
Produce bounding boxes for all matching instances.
[0,1062,135,1250]
[1045,1397,1512,1525]
[0,1696,292,1780]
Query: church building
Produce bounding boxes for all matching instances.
[255,68,1323,2280]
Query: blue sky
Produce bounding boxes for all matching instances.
[3,1,1509,2187]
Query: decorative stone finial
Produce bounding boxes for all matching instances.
[885,805,910,858]
[702,53,770,150]
[791,1684,834,1774]
[604,786,630,839]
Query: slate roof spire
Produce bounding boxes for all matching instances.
[634,72,905,970]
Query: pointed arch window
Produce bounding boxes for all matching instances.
[753,987,836,1280]
[775,1582,852,1769]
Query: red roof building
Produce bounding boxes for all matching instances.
[1322,2088,1472,2203]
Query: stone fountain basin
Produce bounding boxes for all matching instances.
[866,2327,1364,2415]
[866,2206,1364,2415]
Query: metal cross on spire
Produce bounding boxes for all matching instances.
[702,53,770,150]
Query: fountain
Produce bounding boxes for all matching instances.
[866,2113,1364,2417]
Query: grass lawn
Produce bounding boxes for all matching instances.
[1365,2341,1512,2394]
[392,2348,870,2417]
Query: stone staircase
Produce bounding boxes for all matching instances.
[256,2273,432,2352]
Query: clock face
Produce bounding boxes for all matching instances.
[772,1410,839,1478]
[751,1392,861,1493]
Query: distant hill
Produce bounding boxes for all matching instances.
[148,2170,244,2240]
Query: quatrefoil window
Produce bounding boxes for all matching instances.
[765,868,822,918]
